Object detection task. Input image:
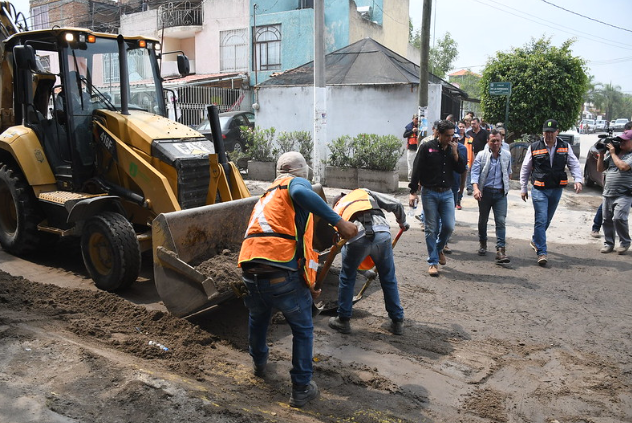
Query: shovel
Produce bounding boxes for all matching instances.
[312,238,348,316]
[352,227,405,303]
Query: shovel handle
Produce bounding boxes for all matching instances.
[313,237,347,292]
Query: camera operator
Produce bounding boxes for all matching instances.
[596,129,632,255]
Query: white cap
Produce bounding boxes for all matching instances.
[276,151,309,179]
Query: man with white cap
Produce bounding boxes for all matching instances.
[238,151,357,408]
[520,118,583,266]
[597,128,632,255]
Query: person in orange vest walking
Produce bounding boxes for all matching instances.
[403,114,420,181]
[328,189,409,336]
[238,152,357,408]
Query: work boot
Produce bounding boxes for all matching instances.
[537,254,548,266]
[328,316,351,334]
[390,320,403,335]
[438,250,447,265]
[428,265,439,277]
[478,241,487,256]
[289,380,320,408]
[253,361,266,378]
[495,247,510,264]
[443,244,452,254]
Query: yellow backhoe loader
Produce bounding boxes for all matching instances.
[0,2,277,316]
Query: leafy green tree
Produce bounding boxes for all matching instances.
[480,37,588,135]
[428,32,458,79]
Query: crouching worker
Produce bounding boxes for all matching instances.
[238,152,357,408]
[328,189,409,336]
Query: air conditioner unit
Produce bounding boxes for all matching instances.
[357,6,372,20]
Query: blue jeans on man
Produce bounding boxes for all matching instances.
[530,187,563,255]
[337,231,404,322]
[478,188,507,248]
[242,270,313,386]
[421,188,455,265]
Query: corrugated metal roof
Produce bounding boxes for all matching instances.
[257,37,467,99]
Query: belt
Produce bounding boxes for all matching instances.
[243,269,289,284]
[424,186,451,193]
[483,187,504,192]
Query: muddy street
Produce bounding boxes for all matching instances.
[1,176,631,422]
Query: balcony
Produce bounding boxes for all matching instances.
[158,2,203,38]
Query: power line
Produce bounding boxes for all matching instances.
[541,0,632,34]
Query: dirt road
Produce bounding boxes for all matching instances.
[1,148,632,422]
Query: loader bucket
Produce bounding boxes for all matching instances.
[152,184,335,317]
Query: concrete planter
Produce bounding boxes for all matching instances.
[357,168,399,193]
[247,160,276,181]
[324,166,358,190]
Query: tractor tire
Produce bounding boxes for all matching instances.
[0,162,49,255]
[510,142,529,180]
[584,164,595,187]
[81,212,141,292]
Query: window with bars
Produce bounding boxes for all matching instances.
[253,25,281,71]
[31,5,49,30]
[220,29,247,73]
[103,54,120,83]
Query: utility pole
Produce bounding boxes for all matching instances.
[313,0,325,184]
[418,0,432,128]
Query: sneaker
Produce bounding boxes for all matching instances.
[438,251,447,265]
[467,190,473,196]
[289,380,320,408]
[616,245,629,255]
[443,244,452,254]
[390,320,403,335]
[600,245,614,253]
[537,255,547,266]
[428,265,439,277]
[328,316,351,334]
[414,215,423,223]
[456,203,462,210]
[529,241,538,253]
[253,362,266,378]
[478,242,487,256]
[590,231,601,238]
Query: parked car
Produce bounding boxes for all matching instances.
[580,119,596,134]
[610,119,616,129]
[583,143,604,188]
[195,111,255,152]
[595,120,607,132]
[558,125,581,158]
[613,118,629,132]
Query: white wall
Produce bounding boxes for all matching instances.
[256,83,443,179]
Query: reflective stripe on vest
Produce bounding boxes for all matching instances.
[238,176,318,287]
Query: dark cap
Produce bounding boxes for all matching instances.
[542,119,559,132]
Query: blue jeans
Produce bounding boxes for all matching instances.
[242,270,313,386]
[337,231,404,322]
[530,187,563,255]
[478,188,507,248]
[452,173,463,205]
[592,203,603,232]
[422,188,455,265]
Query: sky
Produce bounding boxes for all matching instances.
[409,0,632,94]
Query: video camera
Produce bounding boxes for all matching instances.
[594,128,621,154]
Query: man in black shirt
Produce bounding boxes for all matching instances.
[465,118,489,195]
[409,120,466,276]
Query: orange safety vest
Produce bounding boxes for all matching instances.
[465,136,474,167]
[408,131,418,148]
[333,189,380,271]
[238,176,318,287]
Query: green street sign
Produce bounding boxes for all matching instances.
[490,82,512,96]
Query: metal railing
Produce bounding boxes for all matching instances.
[158,2,203,29]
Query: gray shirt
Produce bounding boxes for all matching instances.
[603,150,632,198]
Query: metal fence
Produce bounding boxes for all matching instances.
[158,2,203,29]
[174,85,247,127]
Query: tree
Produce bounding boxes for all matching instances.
[428,33,458,79]
[479,37,588,135]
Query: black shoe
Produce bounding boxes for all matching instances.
[253,362,266,378]
[390,320,403,335]
[290,380,320,408]
[328,316,351,334]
